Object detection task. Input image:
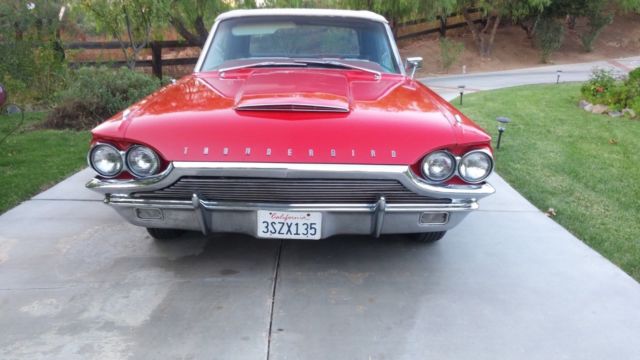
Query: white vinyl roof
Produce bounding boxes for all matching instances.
[216,8,388,24]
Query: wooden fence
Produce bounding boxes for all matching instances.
[65,11,483,79]
[65,40,199,79]
[397,11,482,39]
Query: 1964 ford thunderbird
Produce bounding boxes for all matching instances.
[86,9,495,242]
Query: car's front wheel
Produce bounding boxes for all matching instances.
[146,227,185,240]
[407,231,446,243]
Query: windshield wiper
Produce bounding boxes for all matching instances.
[294,60,381,79]
[218,60,382,79]
[218,61,306,73]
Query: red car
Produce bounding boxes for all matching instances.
[86,9,494,242]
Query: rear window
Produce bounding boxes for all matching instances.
[248,25,359,58]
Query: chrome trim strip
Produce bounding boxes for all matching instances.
[386,23,405,76]
[218,61,305,73]
[194,22,219,72]
[107,194,478,213]
[87,161,495,200]
[294,59,382,79]
[87,163,175,190]
[216,9,389,24]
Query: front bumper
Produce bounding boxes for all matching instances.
[88,162,495,239]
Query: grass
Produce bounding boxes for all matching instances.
[0,112,90,213]
[459,83,640,282]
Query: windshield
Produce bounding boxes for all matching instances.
[201,16,400,74]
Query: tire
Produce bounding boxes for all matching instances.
[407,231,446,243]
[146,227,185,240]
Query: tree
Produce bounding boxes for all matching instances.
[0,0,64,41]
[80,0,163,69]
[459,0,550,57]
[341,0,426,35]
[166,0,256,47]
[534,16,564,62]
[533,0,639,53]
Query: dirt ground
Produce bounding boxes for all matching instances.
[398,13,640,77]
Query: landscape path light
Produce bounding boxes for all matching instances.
[496,116,511,150]
[556,70,562,84]
[458,85,465,105]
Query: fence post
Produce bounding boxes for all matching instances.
[439,16,448,37]
[150,42,162,79]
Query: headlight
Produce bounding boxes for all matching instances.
[421,151,456,182]
[126,145,160,177]
[89,144,123,177]
[458,150,493,183]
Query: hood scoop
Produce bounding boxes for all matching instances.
[234,70,351,113]
[236,102,348,113]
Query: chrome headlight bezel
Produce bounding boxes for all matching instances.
[88,143,124,178]
[421,150,457,183]
[458,149,494,184]
[125,145,160,178]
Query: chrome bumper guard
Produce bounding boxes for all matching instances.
[88,162,494,239]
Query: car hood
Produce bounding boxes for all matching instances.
[93,69,490,165]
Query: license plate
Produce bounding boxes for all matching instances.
[257,210,322,240]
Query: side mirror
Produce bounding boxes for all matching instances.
[405,57,423,79]
[0,84,6,108]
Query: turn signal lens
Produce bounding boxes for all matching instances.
[459,150,493,183]
[126,146,160,177]
[421,151,456,182]
[89,144,123,177]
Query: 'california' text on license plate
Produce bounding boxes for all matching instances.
[257,210,322,240]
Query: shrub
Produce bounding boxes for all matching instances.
[625,67,640,100]
[605,84,629,110]
[43,99,107,131]
[580,67,640,114]
[534,17,565,63]
[628,97,640,117]
[580,68,617,104]
[43,67,161,130]
[0,41,68,106]
[439,37,464,72]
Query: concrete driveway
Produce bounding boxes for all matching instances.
[2,60,640,359]
[422,56,640,100]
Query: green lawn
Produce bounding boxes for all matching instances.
[0,112,90,213]
[459,83,640,281]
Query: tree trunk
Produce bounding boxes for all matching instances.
[463,9,481,46]
[486,14,501,55]
[170,17,206,47]
[568,15,577,30]
[439,14,447,37]
[463,9,501,58]
[14,22,23,40]
[194,16,209,43]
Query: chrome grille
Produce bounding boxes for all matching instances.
[133,177,449,204]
